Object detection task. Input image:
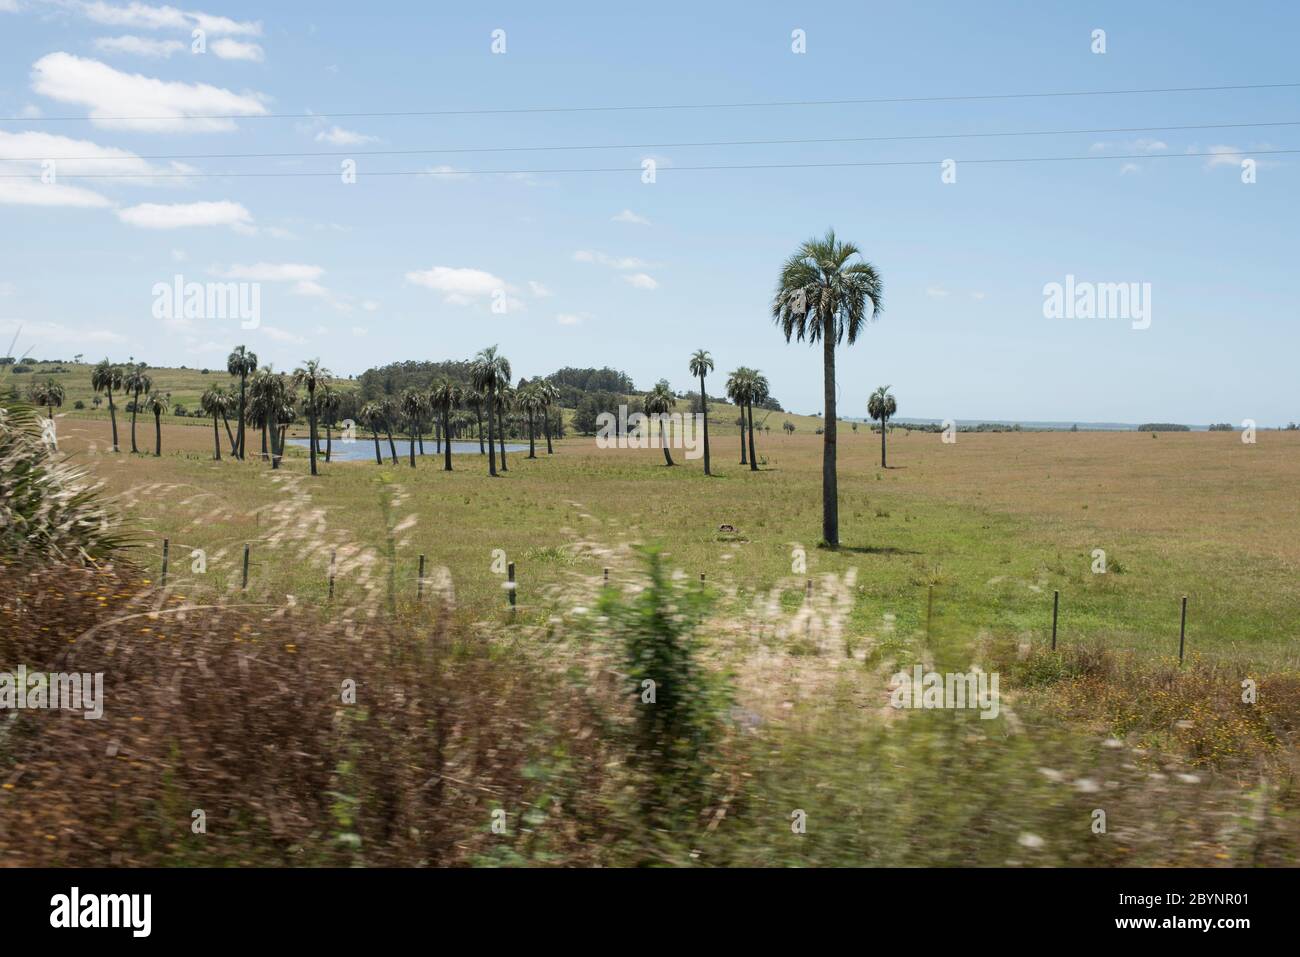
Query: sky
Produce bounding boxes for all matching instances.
[0,1,1296,425]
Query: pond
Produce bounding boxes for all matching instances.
[287,437,529,462]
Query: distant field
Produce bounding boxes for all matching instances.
[10,360,827,436]
[52,413,1300,669]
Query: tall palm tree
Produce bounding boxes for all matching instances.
[496,384,515,472]
[517,382,544,459]
[867,385,898,468]
[91,359,124,452]
[147,391,170,456]
[28,379,64,450]
[273,385,297,470]
[399,387,426,468]
[378,397,399,463]
[227,346,258,460]
[317,384,341,463]
[429,377,463,471]
[538,379,560,455]
[359,400,386,465]
[746,370,769,472]
[725,368,752,465]
[470,346,510,477]
[200,384,230,460]
[464,384,486,454]
[688,349,714,475]
[643,380,677,466]
[772,229,884,546]
[124,363,152,454]
[293,359,331,476]
[249,367,279,464]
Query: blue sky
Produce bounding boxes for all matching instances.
[1,1,1296,424]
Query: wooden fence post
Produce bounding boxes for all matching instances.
[1178,595,1188,663]
[417,554,426,601]
[160,538,169,586]
[241,544,250,590]
[507,561,516,609]
[1051,590,1060,651]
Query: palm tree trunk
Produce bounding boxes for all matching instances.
[528,411,536,458]
[747,402,758,471]
[130,390,140,453]
[486,387,497,476]
[222,413,236,455]
[418,430,424,456]
[154,409,162,456]
[497,405,507,472]
[107,388,119,452]
[661,421,674,466]
[544,406,554,454]
[372,431,383,465]
[821,328,839,546]
[308,391,318,476]
[325,423,332,463]
[211,414,221,460]
[385,424,397,463]
[260,422,269,462]
[699,373,711,475]
[477,404,485,454]
[739,412,747,465]
[881,418,887,468]
[443,411,453,471]
[237,374,247,460]
[409,428,416,467]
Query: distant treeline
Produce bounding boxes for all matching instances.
[1137,423,1192,432]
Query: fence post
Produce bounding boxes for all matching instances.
[805,578,813,599]
[1051,590,1059,651]
[417,554,426,601]
[603,567,609,584]
[328,549,336,600]
[241,544,250,590]
[507,561,516,610]
[1178,595,1188,663]
[160,538,169,586]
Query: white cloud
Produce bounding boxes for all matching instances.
[623,273,658,290]
[422,164,468,180]
[611,209,650,225]
[31,52,268,132]
[211,38,264,62]
[314,125,377,146]
[406,265,506,301]
[0,129,191,186]
[216,262,323,282]
[258,325,305,344]
[0,178,111,207]
[80,3,261,37]
[527,280,552,298]
[925,287,950,299]
[117,199,252,229]
[93,34,185,57]
[555,312,588,326]
[573,249,651,270]
[0,0,21,12]
[1119,162,1141,176]
[1203,144,1247,169]
[0,318,125,345]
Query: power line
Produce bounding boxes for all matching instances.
[5,81,1298,123]
[7,119,1297,162]
[3,148,1289,179]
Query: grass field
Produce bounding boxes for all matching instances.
[6,397,1299,867]
[53,411,1300,669]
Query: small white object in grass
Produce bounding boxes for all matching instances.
[1103,737,1124,748]
[1176,773,1201,784]
[1018,833,1044,850]
[1073,778,1100,793]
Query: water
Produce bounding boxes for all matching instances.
[287,437,529,462]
